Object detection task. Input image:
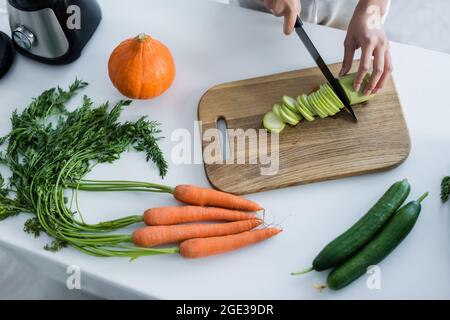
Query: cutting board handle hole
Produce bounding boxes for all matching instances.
[217,117,231,161]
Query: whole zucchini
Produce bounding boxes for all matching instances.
[327,193,428,290]
[313,179,411,271]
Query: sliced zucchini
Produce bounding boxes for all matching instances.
[317,86,340,114]
[322,84,345,109]
[301,94,326,118]
[296,98,315,122]
[263,111,286,133]
[282,96,298,113]
[272,104,283,119]
[280,104,301,125]
[319,84,343,112]
[298,95,316,116]
[310,92,335,116]
[261,72,378,135]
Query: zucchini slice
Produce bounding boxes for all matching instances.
[273,104,283,119]
[319,84,343,111]
[317,86,341,113]
[322,84,345,109]
[310,92,336,116]
[263,111,286,133]
[296,98,315,122]
[282,96,298,113]
[300,94,326,118]
[298,95,316,116]
[280,104,301,125]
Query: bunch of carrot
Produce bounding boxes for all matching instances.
[129,185,282,258]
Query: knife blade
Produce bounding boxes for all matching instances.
[294,17,358,121]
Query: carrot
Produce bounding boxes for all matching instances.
[143,206,257,226]
[132,219,262,247]
[173,185,263,211]
[180,228,282,259]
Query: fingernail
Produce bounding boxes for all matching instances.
[373,88,379,94]
[364,89,371,96]
[354,83,361,92]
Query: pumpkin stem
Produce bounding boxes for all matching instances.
[136,33,148,42]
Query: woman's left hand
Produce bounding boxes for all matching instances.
[339,0,392,95]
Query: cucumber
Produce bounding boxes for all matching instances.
[312,179,411,271]
[262,111,286,133]
[327,193,428,290]
[280,104,301,125]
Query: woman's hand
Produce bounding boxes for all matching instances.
[339,0,392,95]
[264,0,301,35]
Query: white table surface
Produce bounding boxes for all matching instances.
[1,0,450,300]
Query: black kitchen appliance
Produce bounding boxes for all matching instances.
[0,31,15,79]
[7,0,102,65]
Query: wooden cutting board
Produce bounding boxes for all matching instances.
[198,62,410,195]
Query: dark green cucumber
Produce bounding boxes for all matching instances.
[327,193,428,290]
[313,179,411,271]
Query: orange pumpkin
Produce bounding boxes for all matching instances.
[108,33,176,99]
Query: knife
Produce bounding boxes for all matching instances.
[294,17,358,121]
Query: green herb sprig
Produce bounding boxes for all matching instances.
[441,176,450,203]
[0,80,178,258]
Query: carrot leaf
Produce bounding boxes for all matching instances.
[0,80,173,257]
[441,176,450,203]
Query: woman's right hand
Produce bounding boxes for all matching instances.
[264,0,301,35]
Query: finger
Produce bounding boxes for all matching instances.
[271,0,285,16]
[354,46,374,92]
[295,0,301,13]
[283,11,297,35]
[364,46,385,95]
[339,39,356,76]
[373,50,393,94]
[264,0,274,11]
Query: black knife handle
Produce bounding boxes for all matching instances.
[294,16,303,29]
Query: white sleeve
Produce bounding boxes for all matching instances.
[308,0,391,30]
[232,0,391,30]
